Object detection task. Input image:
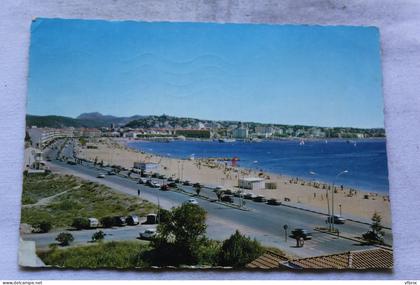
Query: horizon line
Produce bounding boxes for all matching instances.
[26,113,385,130]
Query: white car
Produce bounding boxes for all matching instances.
[186,198,198,205]
[151,182,161,188]
[140,228,156,240]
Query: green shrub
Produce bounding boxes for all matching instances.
[218,230,264,267]
[55,232,74,246]
[91,231,105,242]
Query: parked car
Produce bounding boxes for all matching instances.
[151,181,161,188]
[97,173,106,178]
[183,180,192,186]
[107,171,116,175]
[126,214,139,225]
[253,195,267,202]
[46,156,52,161]
[160,184,169,191]
[140,228,156,240]
[326,215,346,224]
[291,228,312,240]
[151,173,159,178]
[138,177,148,184]
[267,198,281,205]
[193,182,202,188]
[244,193,256,200]
[215,186,223,191]
[67,160,77,165]
[186,198,198,205]
[221,195,234,203]
[174,178,181,183]
[168,182,178,188]
[233,191,243,197]
[158,174,166,179]
[145,213,158,224]
[146,180,160,188]
[167,177,174,182]
[224,189,233,195]
[113,216,126,227]
[88,217,99,228]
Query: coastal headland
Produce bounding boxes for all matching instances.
[76,137,391,226]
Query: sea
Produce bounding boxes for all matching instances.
[127,139,389,194]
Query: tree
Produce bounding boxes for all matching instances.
[218,230,264,267]
[71,217,90,230]
[362,212,385,244]
[36,221,52,233]
[157,208,171,224]
[152,203,207,265]
[91,230,105,242]
[56,232,74,246]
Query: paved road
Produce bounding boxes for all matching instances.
[24,139,392,258]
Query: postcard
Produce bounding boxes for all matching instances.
[20,18,392,270]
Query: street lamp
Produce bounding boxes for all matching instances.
[310,171,331,222]
[331,170,348,232]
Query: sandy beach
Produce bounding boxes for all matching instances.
[76,138,392,226]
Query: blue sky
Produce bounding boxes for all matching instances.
[27,18,384,128]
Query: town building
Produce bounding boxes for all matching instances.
[133,162,160,172]
[255,126,274,138]
[27,127,74,149]
[238,177,265,190]
[232,127,249,139]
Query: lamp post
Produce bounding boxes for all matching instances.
[331,170,348,232]
[310,171,331,224]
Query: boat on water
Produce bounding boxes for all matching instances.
[299,139,305,146]
[218,138,236,143]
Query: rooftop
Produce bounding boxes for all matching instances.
[247,248,393,270]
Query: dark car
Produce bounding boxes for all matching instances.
[243,193,254,200]
[267,198,281,205]
[126,214,139,225]
[67,160,76,165]
[183,180,192,186]
[158,174,166,179]
[151,173,159,178]
[221,195,234,203]
[107,171,116,175]
[160,184,169,191]
[193,182,201,188]
[167,177,174,182]
[113,216,126,227]
[224,189,233,195]
[168,182,178,188]
[291,228,312,240]
[326,215,346,224]
[253,195,267,202]
[174,178,181,183]
[233,191,243,197]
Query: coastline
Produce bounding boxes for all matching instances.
[76,137,391,226]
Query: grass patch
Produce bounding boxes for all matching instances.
[22,173,79,205]
[38,240,151,269]
[21,173,157,229]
